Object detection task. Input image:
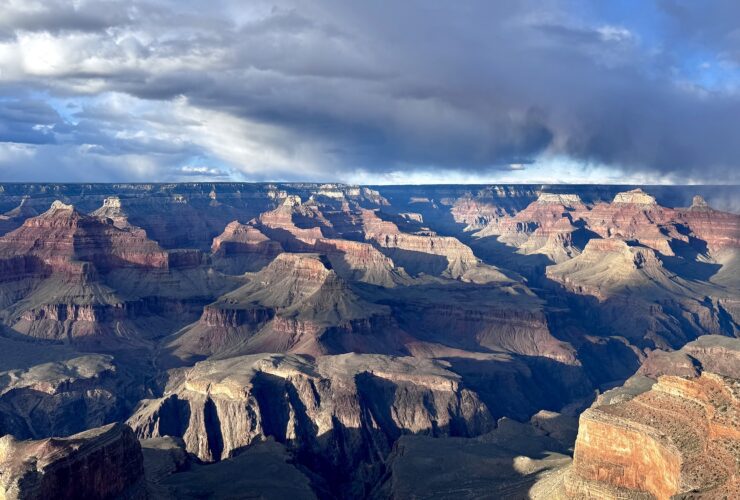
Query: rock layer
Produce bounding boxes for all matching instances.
[559,335,740,500]
[0,423,145,500]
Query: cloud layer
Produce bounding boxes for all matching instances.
[0,0,738,183]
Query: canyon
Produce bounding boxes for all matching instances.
[0,182,736,499]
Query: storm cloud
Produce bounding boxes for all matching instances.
[0,0,738,183]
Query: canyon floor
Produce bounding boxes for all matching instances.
[0,183,737,499]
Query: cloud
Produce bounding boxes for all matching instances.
[0,0,737,183]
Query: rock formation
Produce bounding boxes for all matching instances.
[0,423,145,499]
[359,208,506,281]
[129,353,493,494]
[0,201,237,344]
[546,238,738,347]
[210,221,283,274]
[535,335,740,500]
[476,192,588,264]
[167,253,404,362]
[566,373,739,497]
[0,183,734,499]
[0,352,146,440]
[612,188,658,205]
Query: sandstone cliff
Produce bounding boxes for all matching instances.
[545,335,740,500]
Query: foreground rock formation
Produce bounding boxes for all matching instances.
[0,423,145,499]
[542,336,740,499]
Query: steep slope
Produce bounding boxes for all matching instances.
[546,238,738,348]
[168,253,404,362]
[359,208,508,282]
[475,193,589,264]
[129,352,493,495]
[562,336,740,499]
[0,423,145,500]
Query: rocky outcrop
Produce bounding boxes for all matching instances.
[566,372,739,499]
[476,193,588,264]
[168,253,403,361]
[0,354,145,440]
[210,221,283,274]
[612,188,657,205]
[129,353,493,494]
[360,208,501,280]
[553,335,740,500]
[0,423,145,500]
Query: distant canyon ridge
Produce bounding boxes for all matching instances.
[0,182,737,499]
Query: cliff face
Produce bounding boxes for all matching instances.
[556,335,740,500]
[0,423,145,500]
[360,208,483,278]
[129,353,493,493]
[567,372,739,499]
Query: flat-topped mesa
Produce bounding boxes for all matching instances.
[128,353,493,468]
[612,188,657,205]
[316,184,346,199]
[536,193,583,207]
[0,423,145,500]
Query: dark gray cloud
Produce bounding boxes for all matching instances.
[0,0,738,182]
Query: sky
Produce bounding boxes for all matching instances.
[0,0,738,184]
